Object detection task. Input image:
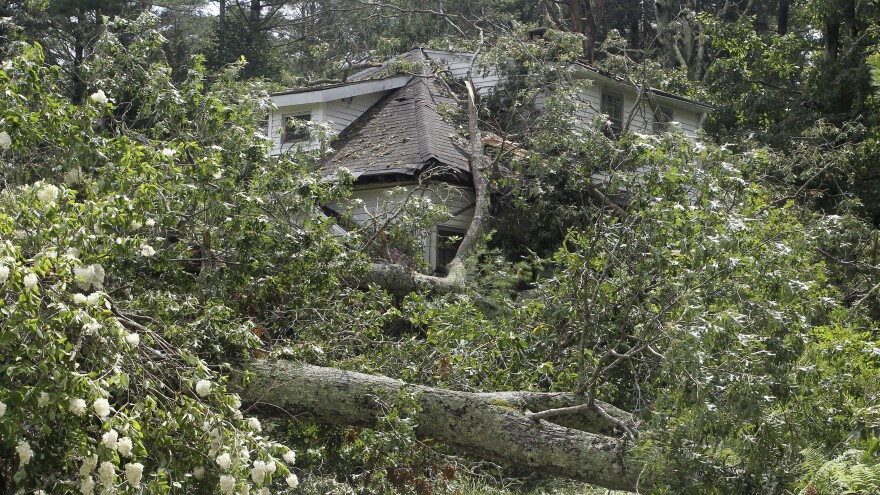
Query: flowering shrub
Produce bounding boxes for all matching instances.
[0,14,344,494]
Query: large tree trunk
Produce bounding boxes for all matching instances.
[237,359,646,492]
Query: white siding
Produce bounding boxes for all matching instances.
[324,92,388,134]
[327,182,475,271]
[423,50,501,95]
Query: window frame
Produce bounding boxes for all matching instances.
[653,106,674,133]
[600,89,624,135]
[282,113,312,144]
[436,226,466,270]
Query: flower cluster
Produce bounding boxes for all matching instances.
[0,130,11,150]
[90,89,109,105]
[124,462,144,488]
[219,474,236,494]
[74,264,105,290]
[69,398,87,416]
[37,184,59,205]
[93,398,111,419]
[196,379,212,397]
[16,440,34,465]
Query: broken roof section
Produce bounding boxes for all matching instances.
[321,49,471,183]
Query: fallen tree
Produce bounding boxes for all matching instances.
[236,358,648,492]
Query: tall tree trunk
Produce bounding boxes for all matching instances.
[218,0,227,50]
[236,359,646,492]
[629,0,641,51]
[777,0,790,35]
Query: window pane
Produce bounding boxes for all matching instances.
[284,114,311,143]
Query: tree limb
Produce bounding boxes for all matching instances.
[236,359,645,491]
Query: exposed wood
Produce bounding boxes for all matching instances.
[237,359,645,491]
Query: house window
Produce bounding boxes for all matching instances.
[653,106,674,132]
[436,227,465,270]
[600,89,623,135]
[283,113,311,143]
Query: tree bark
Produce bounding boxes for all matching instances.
[237,359,646,492]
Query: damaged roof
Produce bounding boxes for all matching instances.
[321,52,471,182]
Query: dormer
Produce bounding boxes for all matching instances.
[269,74,412,156]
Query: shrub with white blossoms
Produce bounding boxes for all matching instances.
[1,23,307,495]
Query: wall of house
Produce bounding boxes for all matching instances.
[535,83,703,137]
[423,50,501,95]
[326,182,476,271]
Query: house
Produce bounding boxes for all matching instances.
[268,47,711,272]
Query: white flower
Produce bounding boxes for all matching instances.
[247,417,261,433]
[160,148,175,158]
[130,220,142,230]
[145,218,156,227]
[0,401,6,417]
[265,460,276,474]
[285,473,298,489]
[87,292,102,307]
[70,398,87,415]
[0,131,11,150]
[74,264,105,290]
[282,450,296,465]
[0,264,9,284]
[97,461,115,485]
[239,483,251,495]
[81,455,99,477]
[37,184,60,205]
[93,398,111,419]
[90,90,108,105]
[83,319,102,335]
[23,273,38,289]
[260,488,270,495]
[37,392,49,407]
[192,466,205,479]
[140,244,155,257]
[64,167,83,185]
[117,437,133,457]
[73,293,89,305]
[80,476,96,495]
[124,462,144,488]
[102,429,118,450]
[219,475,236,494]
[196,379,212,397]
[124,332,140,347]
[250,460,267,484]
[16,440,33,465]
[216,452,231,470]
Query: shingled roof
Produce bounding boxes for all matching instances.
[321,54,471,182]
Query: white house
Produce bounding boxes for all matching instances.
[268,47,711,272]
